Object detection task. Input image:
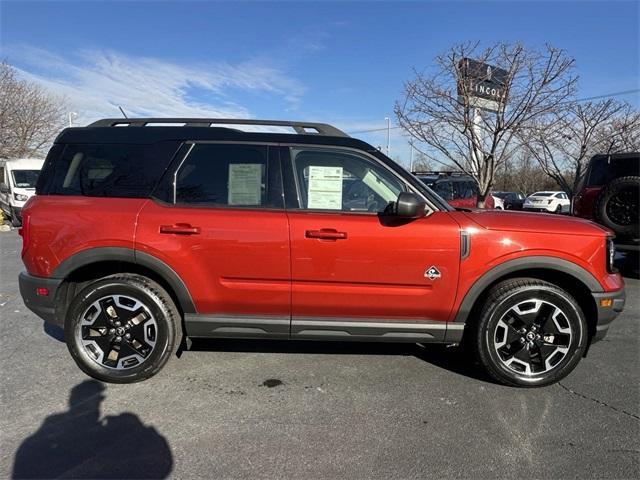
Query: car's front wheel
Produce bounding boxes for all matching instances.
[472,278,587,387]
[65,274,180,383]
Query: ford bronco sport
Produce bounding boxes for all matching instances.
[19,118,625,386]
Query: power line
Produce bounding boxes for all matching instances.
[346,88,640,135]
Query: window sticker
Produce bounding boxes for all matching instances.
[228,163,262,205]
[307,166,343,210]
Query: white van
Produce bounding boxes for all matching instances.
[0,158,45,227]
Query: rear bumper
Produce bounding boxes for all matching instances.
[523,206,553,212]
[19,271,63,327]
[591,288,626,342]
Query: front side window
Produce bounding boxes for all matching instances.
[175,144,282,208]
[291,147,405,213]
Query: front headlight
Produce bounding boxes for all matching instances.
[606,237,616,273]
[13,193,28,202]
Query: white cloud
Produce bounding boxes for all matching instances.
[5,45,306,125]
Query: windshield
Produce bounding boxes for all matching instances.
[531,192,552,197]
[493,192,510,199]
[12,170,40,188]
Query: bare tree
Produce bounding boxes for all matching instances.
[395,42,577,207]
[0,61,67,158]
[595,103,640,154]
[524,100,639,196]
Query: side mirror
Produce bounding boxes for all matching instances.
[395,192,427,218]
[0,182,9,194]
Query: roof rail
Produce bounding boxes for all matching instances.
[88,118,349,137]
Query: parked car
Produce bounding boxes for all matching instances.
[0,158,44,227]
[573,153,639,252]
[492,191,525,210]
[19,118,624,387]
[523,191,571,213]
[412,172,495,209]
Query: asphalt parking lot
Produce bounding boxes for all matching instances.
[0,228,638,479]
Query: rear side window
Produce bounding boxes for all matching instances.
[586,156,640,186]
[175,144,282,208]
[39,143,179,198]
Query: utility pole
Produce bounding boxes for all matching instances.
[384,117,391,157]
[68,112,77,127]
[409,140,415,171]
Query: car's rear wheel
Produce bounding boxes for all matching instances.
[65,274,179,383]
[555,204,562,214]
[471,278,587,387]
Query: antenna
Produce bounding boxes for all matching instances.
[117,106,128,119]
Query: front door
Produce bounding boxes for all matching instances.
[135,143,291,338]
[283,146,461,340]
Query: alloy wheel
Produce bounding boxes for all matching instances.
[493,299,572,376]
[77,295,158,370]
[607,188,639,226]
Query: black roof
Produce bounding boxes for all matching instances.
[56,118,375,151]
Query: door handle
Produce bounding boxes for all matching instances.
[305,229,347,240]
[159,223,201,235]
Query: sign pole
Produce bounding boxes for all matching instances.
[470,107,483,176]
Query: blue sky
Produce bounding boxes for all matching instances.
[1,0,639,165]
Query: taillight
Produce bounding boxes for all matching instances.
[19,212,30,257]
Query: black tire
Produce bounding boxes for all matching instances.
[471,278,587,387]
[10,208,21,227]
[65,274,180,383]
[554,204,562,214]
[594,176,640,237]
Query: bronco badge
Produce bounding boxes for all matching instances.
[424,266,441,280]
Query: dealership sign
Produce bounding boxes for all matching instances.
[457,58,508,112]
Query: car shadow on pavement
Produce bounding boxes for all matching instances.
[43,322,65,342]
[12,380,173,479]
[190,339,493,384]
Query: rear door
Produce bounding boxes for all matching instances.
[135,143,291,338]
[282,145,460,340]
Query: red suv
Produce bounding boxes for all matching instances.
[19,118,625,386]
[413,172,495,209]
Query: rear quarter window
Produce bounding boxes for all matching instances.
[38,142,180,197]
[586,156,640,186]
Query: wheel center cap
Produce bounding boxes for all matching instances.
[116,327,126,336]
[526,332,535,341]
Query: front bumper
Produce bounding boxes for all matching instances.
[591,288,626,342]
[19,271,63,327]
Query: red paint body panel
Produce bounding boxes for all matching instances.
[461,209,612,236]
[134,200,291,316]
[21,197,623,321]
[449,195,494,209]
[448,211,623,316]
[21,196,145,277]
[287,211,461,322]
[572,186,601,219]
